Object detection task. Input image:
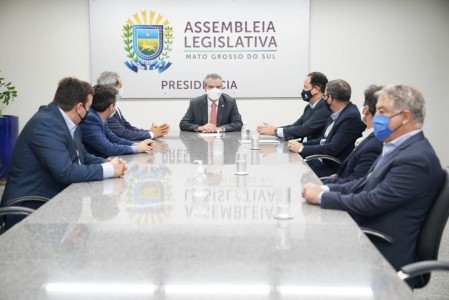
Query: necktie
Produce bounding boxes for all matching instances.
[210,102,217,125]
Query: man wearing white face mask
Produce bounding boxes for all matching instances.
[179,73,243,132]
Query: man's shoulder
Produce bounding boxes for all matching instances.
[191,94,207,103]
[338,103,364,122]
[221,93,236,102]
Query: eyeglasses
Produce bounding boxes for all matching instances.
[323,94,332,100]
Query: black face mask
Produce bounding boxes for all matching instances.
[77,105,88,124]
[301,89,313,102]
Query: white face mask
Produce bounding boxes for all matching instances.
[118,88,124,99]
[206,88,222,101]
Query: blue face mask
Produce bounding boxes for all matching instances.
[373,112,403,142]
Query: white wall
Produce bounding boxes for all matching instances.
[1,0,448,166]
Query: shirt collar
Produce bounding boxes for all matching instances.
[309,98,321,109]
[58,106,77,139]
[382,129,422,157]
[387,128,422,148]
[331,106,344,121]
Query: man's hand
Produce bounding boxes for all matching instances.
[256,122,276,136]
[109,157,128,177]
[151,123,170,138]
[288,139,303,153]
[136,139,155,153]
[302,182,323,205]
[196,123,219,133]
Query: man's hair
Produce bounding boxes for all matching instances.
[54,77,94,111]
[325,79,351,102]
[97,71,120,87]
[203,73,223,87]
[308,72,328,93]
[377,85,426,127]
[91,84,118,112]
[363,85,384,115]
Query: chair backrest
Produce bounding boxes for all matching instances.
[414,167,449,287]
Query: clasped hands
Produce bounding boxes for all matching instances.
[288,139,304,153]
[151,123,170,138]
[256,122,276,136]
[135,139,155,153]
[301,182,323,205]
[196,123,223,133]
[108,157,128,178]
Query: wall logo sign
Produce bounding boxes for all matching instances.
[122,10,174,73]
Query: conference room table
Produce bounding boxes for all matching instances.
[0,131,414,299]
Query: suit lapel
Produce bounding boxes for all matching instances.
[116,107,125,126]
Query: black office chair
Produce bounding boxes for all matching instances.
[0,195,50,234]
[303,154,342,181]
[362,167,449,289]
[303,154,342,165]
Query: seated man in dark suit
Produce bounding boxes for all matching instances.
[256,72,331,141]
[0,77,127,229]
[79,84,154,158]
[288,79,366,177]
[98,71,170,140]
[302,84,444,288]
[179,73,243,132]
[323,85,383,184]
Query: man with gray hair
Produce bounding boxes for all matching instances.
[97,71,170,140]
[302,84,444,287]
[179,73,243,132]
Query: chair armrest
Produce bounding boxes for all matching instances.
[7,195,50,207]
[319,176,336,181]
[360,226,394,244]
[304,154,342,165]
[397,260,449,280]
[0,206,36,217]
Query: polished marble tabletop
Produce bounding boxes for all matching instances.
[0,131,413,299]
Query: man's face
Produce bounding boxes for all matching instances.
[204,78,223,91]
[375,95,404,143]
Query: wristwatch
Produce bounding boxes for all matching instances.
[274,127,279,137]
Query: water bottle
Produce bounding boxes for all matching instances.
[241,120,250,140]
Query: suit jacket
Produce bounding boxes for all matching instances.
[280,99,331,141]
[322,131,444,272]
[301,102,366,174]
[107,108,152,141]
[324,132,382,184]
[1,102,104,209]
[79,110,135,158]
[179,94,243,132]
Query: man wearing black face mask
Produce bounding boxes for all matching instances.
[302,85,444,288]
[1,77,128,230]
[288,79,366,177]
[257,72,331,141]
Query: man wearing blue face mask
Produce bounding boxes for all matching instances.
[180,73,243,132]
[302,84,444,288]
[256,72,331,141]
